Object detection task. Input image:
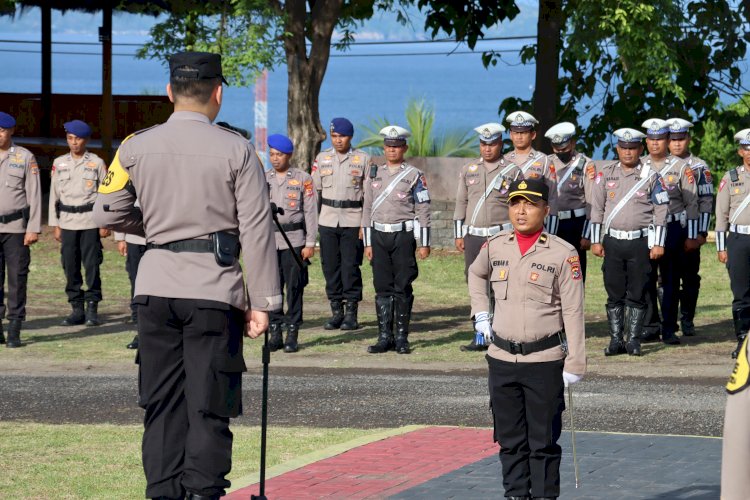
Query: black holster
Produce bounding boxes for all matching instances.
[211,231,241,267]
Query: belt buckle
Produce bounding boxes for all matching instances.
[508,340,523,355]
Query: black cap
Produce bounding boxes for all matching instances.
[169,51,228,84]
[507,178,549,203]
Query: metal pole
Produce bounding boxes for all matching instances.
[254,70,269,169]
[250,327,270,500]
[567,385,580,488]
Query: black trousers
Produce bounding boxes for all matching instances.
[602,236,651,309]
[656,222,689,334]
[488,356,565,498]
[371,229,418,300]
[643,261,662,332]
[269,246,307,327]
[319,225,363,302]
[463,234,487,280]
[680,244,701,323]
[0,233,30,321]
[728,233,750,319]
[126,243,147,318]
[136,295,246,499]
[557,216,587,281]
[61,228,103,304]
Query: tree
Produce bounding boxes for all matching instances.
[698,94,750,180]
[137,0,521,169]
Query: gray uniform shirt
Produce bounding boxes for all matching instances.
[504,148,559,216]
[642,154,699,221]
[266,167,318,249]
[49,151,107,230]
[311,147,370,228]
[549,152,596,215]
[0,144,41,234]
[92,111,282,312]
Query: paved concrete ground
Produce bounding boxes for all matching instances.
[229,427,721,499]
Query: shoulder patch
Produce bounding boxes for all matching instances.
[99,134,138,194]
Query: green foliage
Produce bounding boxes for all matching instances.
[698,94,750,179]
[356,98,477,157]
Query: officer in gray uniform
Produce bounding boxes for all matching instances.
[93,51,281,500]
[667,118,714,336]
[640,118,700,345]
[265,133,318,353]
[716,129,750,358]
[115,228,146,349]
[362,125,430,355]
[311,118,369,331]
[591,128,669,357]
[545,122,597,281]
[454,122,522,351]
[503,111,559,234]
[49,120,110,327]
[0,111,41,348]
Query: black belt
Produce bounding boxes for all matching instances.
[492,331,564,355]
[57,202,95,214]
[0,208,26,224]
[321,198,362,209]
[146,239,214,254]
[275,222,305,232]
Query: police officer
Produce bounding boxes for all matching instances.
[93,51,281,500]
[545,122,597,280]
[503,111,559,234]
[591,128,669,357]
[49,120,110,327]
[667,117,714,336]
[454,122,523,352]
[469,178,585,500]
[312,118,369,331]
[114,229,146,349]
[266,133,318,353]
[715,129,750,359]
[0,111,41,348]
[640,118,700,345]
[362,125,430,355]
[721,336,750,500]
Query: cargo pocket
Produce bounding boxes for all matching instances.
[5,168,24,189]
[490,267,509,300]
[82,169,98,192]
[206,351,247,418]
[320,170,334,188]
[527,271,554,304]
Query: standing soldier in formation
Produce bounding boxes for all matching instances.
[93,51,281,500]
[545,122,596,280]
[667,118,714,336]
[715,129,750,359]
[49,120,109,327]
[503,111,559,234]
[115,225,146,350]
[362,125,430,355]
[454,122,522,352]
[640,118,700,345]
[591,128,670,357]
[469,178,585,500]
[265,134,318,353]
[312,118,369,332]
[0,111,41,348]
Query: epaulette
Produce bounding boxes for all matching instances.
[130,123,160,137]
[730,168,739,182]
[216,122,250,140]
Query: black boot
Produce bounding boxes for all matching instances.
[624,306,645,356]
[85,301,100,326]
[368,296,394,354]
[680,319,696,337]
[284,324,299,353]
[394,296,413,354]
[662,329,681,345]
[268,323,283,352]
[186,492,220,500]
[6,319,21,348]
[324,300,344,330]
[732,309,748,359]
[340,301,360,330]
[126,335,139,350]
[0,320,4,345]
[62,303,85,326]
[604,305,626,356]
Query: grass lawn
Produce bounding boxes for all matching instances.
[0,423,374,499]
[0,229,737,377]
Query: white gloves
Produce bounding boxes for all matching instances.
[474,312,494,345]
[563,371,582,387]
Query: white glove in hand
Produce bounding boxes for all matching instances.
[563,371,582,387]
[474,312,494,345]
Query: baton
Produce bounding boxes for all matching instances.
[568,385,580,488]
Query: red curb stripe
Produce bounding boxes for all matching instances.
[228,427,497,499]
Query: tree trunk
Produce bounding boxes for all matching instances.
[283,0,343,171]
[532,0,564,152]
